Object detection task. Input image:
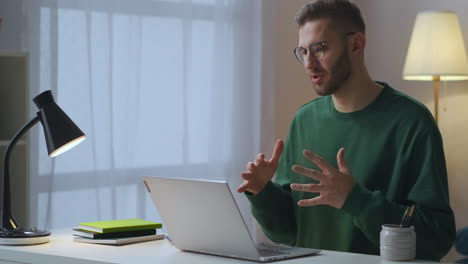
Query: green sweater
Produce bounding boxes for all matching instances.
[247,82,455,261]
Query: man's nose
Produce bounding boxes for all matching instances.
[303,54,319,70]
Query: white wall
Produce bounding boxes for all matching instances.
[274,0,468,262]
[0,0,25,52]
[274,0,316,141]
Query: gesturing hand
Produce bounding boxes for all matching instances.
[237,139,284,195]
[290,148,355,209]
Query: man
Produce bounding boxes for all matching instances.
[237,0,455,261]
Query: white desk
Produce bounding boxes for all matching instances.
[0,229,431,264]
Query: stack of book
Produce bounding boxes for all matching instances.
[73,218,164,245]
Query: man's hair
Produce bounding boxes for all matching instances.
[294,0,365,33]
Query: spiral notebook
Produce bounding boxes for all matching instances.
[73,233,165,246]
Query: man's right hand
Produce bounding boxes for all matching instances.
[237,139,284,195]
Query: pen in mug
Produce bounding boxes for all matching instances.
[401,205,416,228]
[400,206,410,227]
[403,205,416,227]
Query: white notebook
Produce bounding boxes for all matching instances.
[73,234,165,246]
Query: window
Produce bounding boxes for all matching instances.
[27,0,266,229]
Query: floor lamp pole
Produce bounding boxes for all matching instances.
[433,75,440,124]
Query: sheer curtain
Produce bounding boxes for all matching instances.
[21,0,276,234]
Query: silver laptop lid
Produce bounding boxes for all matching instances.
[143,176,260,260]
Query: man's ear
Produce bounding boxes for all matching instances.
[350,32,365,56]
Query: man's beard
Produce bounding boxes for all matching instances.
[312,47,352,96]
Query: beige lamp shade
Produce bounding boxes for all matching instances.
[403,11,468,81]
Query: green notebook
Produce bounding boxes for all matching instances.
[78,218,162,234]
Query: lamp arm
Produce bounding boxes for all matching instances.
[1,115,40,230]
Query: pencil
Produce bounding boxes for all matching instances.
[400,206,410,227]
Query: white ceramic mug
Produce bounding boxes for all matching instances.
[380,224,416,261]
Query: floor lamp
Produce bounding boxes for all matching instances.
[403,11,468,124]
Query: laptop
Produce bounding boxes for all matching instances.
[142,176,320,262]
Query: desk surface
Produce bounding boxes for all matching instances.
[0,229,430,264]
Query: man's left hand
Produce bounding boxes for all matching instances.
[290,148,355,209]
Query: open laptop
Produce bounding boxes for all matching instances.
[142,176,320,262]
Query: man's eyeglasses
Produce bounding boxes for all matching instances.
[293,32,357,64]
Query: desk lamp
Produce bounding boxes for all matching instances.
[403,11,468,124]
[0,90,86,245]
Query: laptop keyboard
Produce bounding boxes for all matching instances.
[257,248,291,257]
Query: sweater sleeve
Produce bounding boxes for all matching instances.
[245,134,297,246]
[246,181,296,245]
[341,126,455,261]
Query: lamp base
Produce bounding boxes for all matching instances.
[0,227,50,245]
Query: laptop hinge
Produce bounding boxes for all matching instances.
[143,180,151,193]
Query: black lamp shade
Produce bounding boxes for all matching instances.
[33,90,85,157]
